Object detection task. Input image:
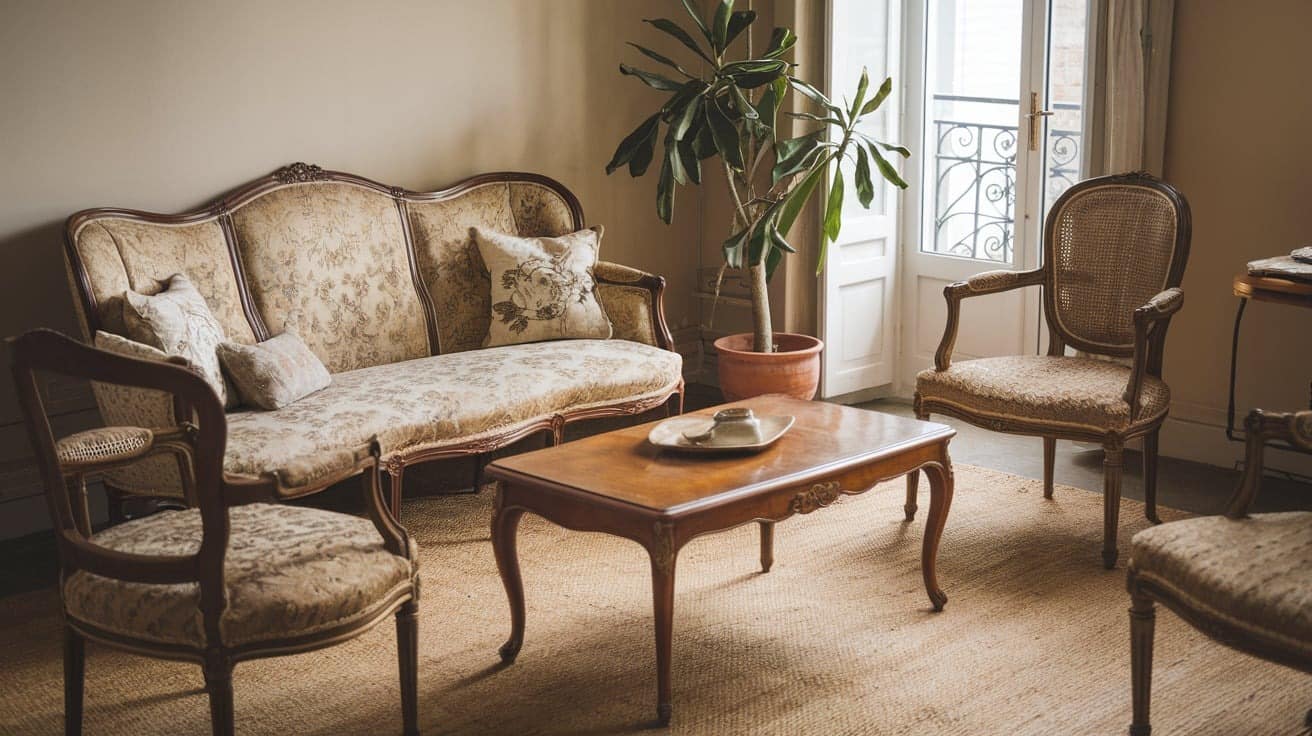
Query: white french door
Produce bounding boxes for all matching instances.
[895,0,1091,389]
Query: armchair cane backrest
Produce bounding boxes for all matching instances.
[1043,173,1191,358]
[9,330,230,635]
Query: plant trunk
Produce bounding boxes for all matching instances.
[749,262,773,352]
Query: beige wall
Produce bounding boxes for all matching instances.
[1158,0,1312,468]
[0,0,702,536]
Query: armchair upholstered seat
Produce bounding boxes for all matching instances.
[1126,409,1312,735]
[910,173,1192,569]
[63,503,417,648]
[916,355,1170,433]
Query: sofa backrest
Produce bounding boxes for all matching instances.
[64,163,584,373]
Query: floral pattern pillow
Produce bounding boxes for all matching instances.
[218,332,332,410]
[473,226,612,347]
[122,273,234,408]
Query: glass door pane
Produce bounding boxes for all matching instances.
[920,0,1025,264]
[1042,0,1088,214]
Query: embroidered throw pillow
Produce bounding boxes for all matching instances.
[122,273,234,408]
[474,226,613,347]
[217,332,331,410]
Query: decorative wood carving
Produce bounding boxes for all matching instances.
[790,481,843,514]
[650,522,675,574]
[273,162,327,184]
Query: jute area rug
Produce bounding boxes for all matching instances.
[0,465,1307,735]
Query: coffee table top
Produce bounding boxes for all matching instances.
[486,395,954,514]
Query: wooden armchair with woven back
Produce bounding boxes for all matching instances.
[1126,408,1311,735]
[10,329,421,736]
[908,172,1192,568]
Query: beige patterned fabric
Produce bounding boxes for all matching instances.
[475,227,611,347]
[69,217,256,344]
[223,340,682,489]
[218,332,331,410]
[90,332,185,498]
[1130,512,1312,656]
[123,273,234,408]
[597,283,657,346]
[63,503,415,647]
[509,181,577,237]
[230,182,430,373]
[406,183,517,354]
[916,355,1169,431]
[56,427,153,467]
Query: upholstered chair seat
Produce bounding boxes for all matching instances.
[916,356,1170,432]
[63,503,417,648]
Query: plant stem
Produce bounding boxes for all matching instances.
[748,261,772,352]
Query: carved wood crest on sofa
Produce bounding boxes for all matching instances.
[63,163,685,513]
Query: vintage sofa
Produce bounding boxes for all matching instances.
[63,163,684,511]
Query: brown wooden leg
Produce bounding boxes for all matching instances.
[63,626,84,736]
[202,653,234,736]
[921,453,954,611]
[665,389,684,418]
[492,487,526,664]
[472,454,484,492]
[1143,430,1161,524]
[758,521,774,572]
[1103,444,1124,569]
[648,524,677,727]
[904,471,919,521]
[105,485,126,526]
[1129,592,1156,736]
[387,465,405,522]
[1043,437,1056,499]
[548,416,565,447]
[395,600,419,736]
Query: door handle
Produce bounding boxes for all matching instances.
[1027,92,1054,151]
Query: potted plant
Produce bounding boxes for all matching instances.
[606,0,909,400]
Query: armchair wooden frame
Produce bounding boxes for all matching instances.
[1126,408,1312,735]
[909,172,1192,568]
[10,329,420,736]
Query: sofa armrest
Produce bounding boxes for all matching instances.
[594,261,675,350]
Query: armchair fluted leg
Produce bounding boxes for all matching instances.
[396,600,420,736]
[63,625,84,736]
[1043,438,1056,499]
[1143,430,1161,524]
[203,653,234,736]
[1129,593,1156,736]
[1102,444,1124,569]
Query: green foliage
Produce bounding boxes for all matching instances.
[608,0,911,282]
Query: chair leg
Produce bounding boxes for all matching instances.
[63,625,84,736]
[904,472,919,521]
[396,600,419,736]
[1129,593,1156,736]
[1102,444,1124,569]
[105,486,126,526]
[387,466,405,523]
[1043,438,1056,499]
[1143,430,1161,524]
[203,654,234,736]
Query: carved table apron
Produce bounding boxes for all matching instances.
[484,396,956,726]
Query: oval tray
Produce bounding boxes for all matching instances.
[647,414,795,454]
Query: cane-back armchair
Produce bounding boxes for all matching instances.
[909,172,1191,568]
[10,329,421,736]
[1126,409,1312,735]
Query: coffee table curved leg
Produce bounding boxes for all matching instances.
[759,520,775,572]
[921,455,954,612]
[492,500,526,663]
[648,525,678,726]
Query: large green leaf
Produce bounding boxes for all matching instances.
[669,94,704,141]
[629,129,657,177]
[730,85,758,120]
[720,59,788,77]
[722,227,749,268]
[656,156,675,224]
[711,0,733,54]
[878,140,911,158]
[772,131,824,184]
[619,63,682,92]
[706,98,745,170]
[866,140,909,189]
[605,113,661,175]
[691,117,718,159]
[784,110,844,125]
[777,156,830,237]
[626,42,693,78]
[763,27,797,59]
[666,129,689,185]
[725,10,757,49]
[679,0,714,46]
[756,76,788,134]
[823,168,844,242]
[848,67,870,120]
[859,76,893,117]
[854,145,875,208]
[787,76,843,115]
[677,139,702,184]
[644,18,713,64]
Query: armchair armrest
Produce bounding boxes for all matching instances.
[1122,288,1185,417]
[1225,409,1312,518]
[934,268,1046,371]
[594,260,675,350]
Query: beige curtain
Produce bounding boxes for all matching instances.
[1083,0,1175,176]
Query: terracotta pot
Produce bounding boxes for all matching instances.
[713,332,824,402]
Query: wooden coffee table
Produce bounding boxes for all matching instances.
[485,395,956,725]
